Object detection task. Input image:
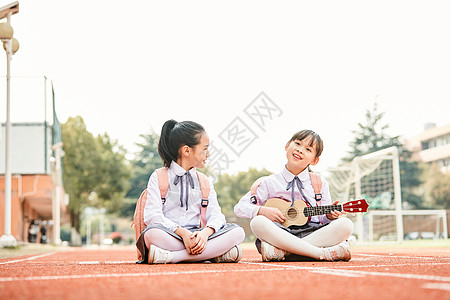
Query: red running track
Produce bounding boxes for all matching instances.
[0,245,449,300]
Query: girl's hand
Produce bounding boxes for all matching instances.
[190,227,214,255]
[327,201,346,220]
[175,227,196,254]
[257,206,286,224]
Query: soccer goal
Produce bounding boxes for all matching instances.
[325,146,448,242]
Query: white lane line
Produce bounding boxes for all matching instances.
[242,261,450,270]
[78,261,135,265]
[0,261,137,266]
[79,261,100,265]
[0,267,290,282]
[105,261,136,264]
[339,262,450,269]
[423,283,450,292]
[310,270,364,277]
[305,268,450,282]
[355,254,434,260]
[240,261,450,282]
[2,259,449,283]
[0,252,56,265]
[2,264,449,283]
[242,261,320,270]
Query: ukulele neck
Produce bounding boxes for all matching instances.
[303,204,342,217]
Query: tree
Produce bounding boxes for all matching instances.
[62,117,100,245]
[344,102,400,161]
[398,148,427,208]
[344,102,425,208]
[425,163,450,209]
[214,168,272,216]
[118,131,163,219]
[95,133,132,212]
[61,116,131,245]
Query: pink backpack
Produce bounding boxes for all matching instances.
[249,173,323,204]
[131,167,210,261]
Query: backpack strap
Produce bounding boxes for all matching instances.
[155,167,169,203]
[250,176,268,204]
[196,171,210,228]
[251,174,322,203]
[309,173,322,202]
[309,172,324,224]
[156,168,211,228]
[131,189,148,237]
[131,167,168,233]
[132,189,149,262]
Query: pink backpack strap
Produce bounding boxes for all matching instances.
[155,168,211,228]
[131,167,170,262]
[309,172,324,224]
[131,167,168,232]
[155,167,169,203]
[309,173,322,202]
[250,176,268,204]
[196,171,210,228]
[132,189,149,261]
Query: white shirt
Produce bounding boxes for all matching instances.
[234,166,332,224]
[144,161,226,232]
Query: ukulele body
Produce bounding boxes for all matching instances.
[264,198,311,228]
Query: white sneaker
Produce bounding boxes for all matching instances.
[261,241,286,262]
[148,245,174,264]
[212,245,242,263]
[322,241,351,262]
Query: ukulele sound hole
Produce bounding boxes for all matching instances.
[287,207,298,220]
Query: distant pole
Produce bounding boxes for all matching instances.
[392,147,404,242]
[51,142,63,245]
[353,157,364,242]
[86,220,91,246]
[4,29,12,237]
[99,210,104,245]
[0,11,16,247]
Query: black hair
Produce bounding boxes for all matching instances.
[158,119,206,167]
[288,129,324,158]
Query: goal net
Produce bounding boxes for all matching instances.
[325,146,448,242]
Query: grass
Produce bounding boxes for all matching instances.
[0,243,67,259]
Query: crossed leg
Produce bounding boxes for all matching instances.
[250,215,353,260]
[144,226,245,263]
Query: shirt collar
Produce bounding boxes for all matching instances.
[169,161,197,177]
[282,165,310,182]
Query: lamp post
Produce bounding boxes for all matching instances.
[0,1,19,248]
[51,142,63,245]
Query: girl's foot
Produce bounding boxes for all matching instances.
[148,245,173,264]
[212,245,243,263]
[321,241,351,261]
[261,241,285,261]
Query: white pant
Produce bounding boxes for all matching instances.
[250,215,354,260]
[144,226,245,263]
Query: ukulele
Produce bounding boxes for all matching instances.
[264,198,369,228]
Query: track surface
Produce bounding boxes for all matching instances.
[1,245,449,299]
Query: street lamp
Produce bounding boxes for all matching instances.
[0,1,19,248]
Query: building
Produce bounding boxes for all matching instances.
[0,121,69,244]
[404,123,450,173]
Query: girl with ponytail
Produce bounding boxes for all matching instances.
[140,119,245,264]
